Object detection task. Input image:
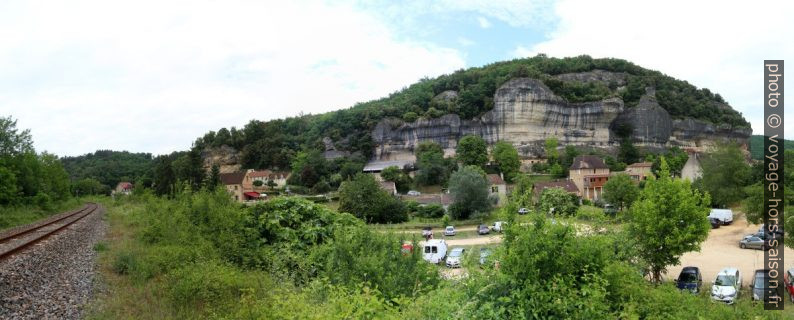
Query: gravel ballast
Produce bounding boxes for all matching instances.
[0,204,107,319]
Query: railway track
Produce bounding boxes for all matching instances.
[0,203,99,260]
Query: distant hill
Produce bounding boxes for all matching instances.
[193,55,750,170]
[60,150,154,187]
[749,135,794,160]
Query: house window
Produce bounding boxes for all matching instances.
[491,186,498,193]
[234,185,238,190]
[234,195,239,201]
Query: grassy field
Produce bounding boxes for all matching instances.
[0,197,86,232]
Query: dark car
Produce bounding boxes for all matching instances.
[709,217,721,229]
[752,269,772,302]
[676,266,702,293]
[477,224,490,235]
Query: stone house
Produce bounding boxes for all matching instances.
[568,155,610,201]
[379,181,397,196]
[247,169,290,189]
[220,172,247,202]
[625,162,653,181]
[487,174,507,205]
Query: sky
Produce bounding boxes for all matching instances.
[0,0,791,157]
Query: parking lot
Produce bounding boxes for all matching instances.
[666,217,794,286]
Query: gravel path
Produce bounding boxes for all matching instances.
[0,204,107,319]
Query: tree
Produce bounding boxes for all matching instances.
[338,174,407,223]
[0,116,34,156]
[492,141,521,182]
[544,137,559,164]
[289,150,328,187]
[456,135,488,168]
[696,143,750,207]
[559,145,579,173]
[206,164,221,190]
[618,138,639,164]
[0,166,18,204]
[602,174,639,210]
[447,166,491,219]
[380,166,412,193]
[537,187,579,216]
[73,178,107,196]
[415,142,453,186]
[628,158,711,282]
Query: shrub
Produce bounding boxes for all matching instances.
[416,204,445,218]
[112,251,137,275]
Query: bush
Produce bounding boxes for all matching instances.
[416,204,445,218]
[167,261,269,309]
[576,206,606,222]
[405,200,420,213]
[112,251,137,275]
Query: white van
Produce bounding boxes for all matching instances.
[423,239,448,264]
[708,209,733,225]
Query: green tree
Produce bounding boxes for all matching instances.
[696,143,750,207]
[415,141,452,186]
[73,178,106,196]
[602,173,639,210]
[0,116,34,156]
[537,187,579,216]
[447,165,491,219]
[492,141,521,182]
[456,135,488,168]
[618,138,639,164]
[338,174,407,223]
[380,165,412,193]
[742,183,763,224]
[289,150,328,187]
[544,137,559,164]
[559,145,579,173]
[206,164,221,190]
[0,166,18,204]
[628,158,711,282]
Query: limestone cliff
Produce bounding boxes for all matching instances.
[372,74,750,160]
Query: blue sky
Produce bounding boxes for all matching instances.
[0,0,791,156]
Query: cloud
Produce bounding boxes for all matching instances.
[458,37,476,46]
[514,0,794,137]
[477,17,492,28]
[0,0,466,156]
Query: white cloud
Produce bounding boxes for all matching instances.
[514,0,794,137]
[458,37,476,46]
[477,17,492,28]
[0,0,466,156]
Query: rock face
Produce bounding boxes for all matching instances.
[201,145,241,173]
[372,74,750,160]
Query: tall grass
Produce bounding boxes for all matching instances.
[0,197,85,231]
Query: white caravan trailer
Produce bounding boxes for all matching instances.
[709,209,734,225]
[423,239,448,264]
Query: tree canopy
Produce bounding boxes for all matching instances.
[492,141,521,182]
[447,165,491,219]
[337,174,408,223]
[456,135,488,169]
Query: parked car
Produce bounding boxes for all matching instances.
[444,226,456,236]
[675,266,702,293]
[491,221,506,233]
[758,224,785,237]
[603,204,617,216]
[478,224,490,235]
[445,247,465,268]
[708,209,733,225]
[407,190,421,196]
[479,248,492,267]
[518,207,529,215]
[709,217,721,229]
[421,227,433,239]
[711,267,742,304]
[784,268,794,302]
[751,269,772,301]
[740,235,768,250]
[422,239,447,264]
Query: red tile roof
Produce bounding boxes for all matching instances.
[219,172,246,185]
[487,174,505,185]
[627,162,653,168]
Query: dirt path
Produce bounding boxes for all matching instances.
[665,218,794,286]
[380,225,480,234]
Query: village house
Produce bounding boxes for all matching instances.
[247,169,290,189]
[487,174,507,205]
[568,155,610,201]
[624,162,653,181]
[114,182,133,195]
[220,172,246,202]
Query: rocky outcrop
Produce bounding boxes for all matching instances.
[201,145,241,173]
[372,75,750,160]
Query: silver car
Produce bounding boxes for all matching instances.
[740,235,767,250]
[446,247,465,268]
[444,226,456,236]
